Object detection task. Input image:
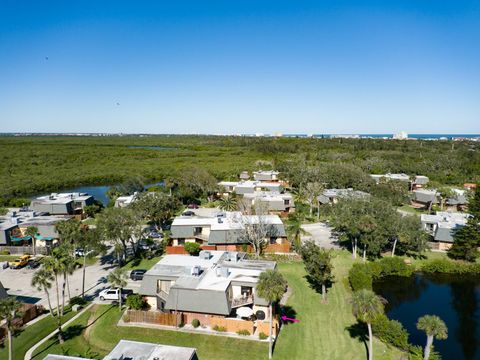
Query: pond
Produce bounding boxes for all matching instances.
[33,182,164,206]
[374,273,480,360]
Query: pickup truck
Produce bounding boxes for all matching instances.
[98,288,133,301]
[9,255,31,269]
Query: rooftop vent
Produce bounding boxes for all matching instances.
[216,266,229,277]
[191,265,202,276]
[199,250,211,260]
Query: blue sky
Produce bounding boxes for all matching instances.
[0,1,479,134]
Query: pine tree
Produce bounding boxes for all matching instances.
[448,218,480,262]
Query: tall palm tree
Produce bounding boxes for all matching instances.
[25,226,38,256]
[256,269,287,360]
[350,289,386,360]
[285,213,308,250]
[416,315,448,360]
[42,255,64,343]
[218,194,238,211]
[0,297,21,360]
[31,269,55,316]
[108,268,128,309]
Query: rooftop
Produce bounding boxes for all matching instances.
[33,192,93,204]
[104,340,197,360]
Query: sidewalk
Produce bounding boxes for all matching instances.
[24,303,94,360]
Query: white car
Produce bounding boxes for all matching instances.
[98,288,133,301]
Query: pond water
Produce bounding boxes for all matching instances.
[374,273,480,360]
[33,182,164,206]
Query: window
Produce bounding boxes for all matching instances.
[284,199,290,205]
[270,237,277,245]
[194,227,202,235]
[177,238,185,245]
[241,286,252,297]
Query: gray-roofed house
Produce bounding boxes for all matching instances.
[31,193,95,215]
[412,189,440,208]
[242,191,294,214]
[445,189,468,211]
[168,210,289,253]
[420,211,470,251]
[43,340,198,360]
[317,188,370,205]
[253,170,280,182]
[139,250,276,337]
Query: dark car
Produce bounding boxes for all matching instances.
[187,203,199,209]
[27,260,41,269]
[130,269,147,281]
[183,210,195,216]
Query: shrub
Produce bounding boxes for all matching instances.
[212,325,227,332]
[259,332,268,340]
[422,258,480,275]
[237,329,250,336]
[69,296,87,306]
[184,242,201,256]
[126,294,147,310]
[372,314,410,351]
[375,257,413,278]
[122,313,130,322]
[0,250,10,255]
[349,263,373,291]
[191,319,200,328]
[179,321,185,328]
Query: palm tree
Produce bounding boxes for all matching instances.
[31,269,55,316]
[416,315,448,360]
[25,226,38,256]
[108,268,128,309]
[0,297,21,360]
[42,255,64,343]
[256,269,287,359]
[350,289,386,360]
[218,194,238,211]
[285,213,308,250]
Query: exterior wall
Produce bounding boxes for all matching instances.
[210,317,254,334]
[256,318,279,337]
[30,202,73,215]
[145,296,158,310]
[253,304,270,320]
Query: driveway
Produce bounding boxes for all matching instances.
[0,253,141,308]
[301,222,340,249]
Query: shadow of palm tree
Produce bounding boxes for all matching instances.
[346,322,369,358]
[279,305,298,324]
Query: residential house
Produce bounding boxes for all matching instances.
[413,189,468,211]
[242,191,294,214]
[317,188,370,205]
[30,193,95,215]
[114,192,138,208]
[218,180,283,195]
[412,189,440,208]
[370,173,411,184]
[43,340,198,360]
[412,175,430,190]
[420,212,470,250]
[239,171,250,180]
[445,189,468,211]
[253,170,280,182]
[139,250,277,337]
[169,210,289,253]
[0,208,69,250]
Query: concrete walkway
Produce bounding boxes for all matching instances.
[24,303,94,360]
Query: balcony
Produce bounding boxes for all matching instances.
[232,295,253,308]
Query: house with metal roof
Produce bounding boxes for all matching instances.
[168,210,288,252]
[43,340,198,360]
[114,193,138,208]
[218,180,283,195]
[30,193,95,215]
[370,173,411,184]
[317,188,370,205]
[139,250,275,326]
[253,170,280,182]
[242,191,294,214]
[420,211,471,250]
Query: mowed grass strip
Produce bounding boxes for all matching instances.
[274,251,403,360]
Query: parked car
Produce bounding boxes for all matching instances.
[187,203,199,209]
[183,210,195,216]
[98,288,133,301]
[75,248,85,257]
[8,255,31,269]
[130,269,147,281]
[148,230,162,239]
[27,259,41,269]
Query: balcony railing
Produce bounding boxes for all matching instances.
[232,295,253,308]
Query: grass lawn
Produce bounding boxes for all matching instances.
[274,251,403,360]
[0,306,77,360]
[31,250,405,360]
[32,305,268,360]
[0,255,17,262]
[121,256,162,271]
[397,205,428,215]
[82,218,97,226]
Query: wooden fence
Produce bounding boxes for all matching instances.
[125,310,182,326]
[0,245,50,255]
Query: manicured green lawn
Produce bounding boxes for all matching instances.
[0,255,17,262]
[274,252,403,360]
[32,305,268,360]
[397,205,428,215]
[121,256,162,271]
[31,251,405,360]
[0,306,77,360]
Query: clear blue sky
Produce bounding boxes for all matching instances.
[1,0,479,134]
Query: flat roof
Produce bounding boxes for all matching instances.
[104,340,197,360]
[33,192,93,204]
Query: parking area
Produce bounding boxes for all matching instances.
[301,222,340,249]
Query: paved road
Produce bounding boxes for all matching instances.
[301,222,340,249]
[0,254,141,308]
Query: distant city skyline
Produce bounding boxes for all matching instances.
[1,1,479,134]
